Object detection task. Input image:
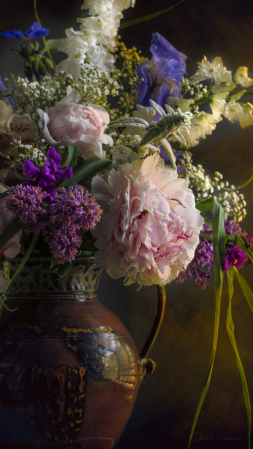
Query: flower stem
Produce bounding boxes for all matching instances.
[119,0,186,29]
[33,0,55,67]
[0,234,39,318]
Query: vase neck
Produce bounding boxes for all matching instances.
[3,257,102,301]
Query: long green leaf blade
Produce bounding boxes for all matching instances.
[65,145,82,168]
[0,233,39,317]
[41,39,63,54]
[0,217,23,252]
[62,157,111,189]
[188,199,225,449]
[226,267,251,449]
[119,0,185,29]
[234,267,253,314]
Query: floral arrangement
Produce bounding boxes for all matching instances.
[0,0,253,447]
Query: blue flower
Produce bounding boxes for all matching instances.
[0,22,49,39]
[137,33,187,115]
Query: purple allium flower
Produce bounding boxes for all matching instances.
[45,185,102,263]
[23,147,73,202]
[137,33,187,116]
[0,22,49,39]
[5,185,48,234]
[176,220,251,288]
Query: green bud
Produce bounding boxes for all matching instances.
[20,45,33,64]
[32,60,40,76]
[39,61,48,76]
[43,57,55,71]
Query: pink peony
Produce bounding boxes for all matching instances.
[38,87,113,159]
[0,184,22,258]
[91,153,204,286]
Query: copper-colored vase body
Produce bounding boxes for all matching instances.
[0,258,141,449]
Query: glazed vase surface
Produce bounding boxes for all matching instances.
[0,257,141,449]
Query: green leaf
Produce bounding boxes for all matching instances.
[119,0,185,29]
[188,198,225,449]
[196,197,215,213]
[234,234,253,263]
[0,233,39,317]
[149,99,166,118]
[65,145,82,168]
[0,217,23,252]
[62,157,111,189]
[139,126,162,146]
[109,117,149,128]
[41,39,64,54]
[226,267,251,449]
[234,267,253,314]
[0,191,7,200]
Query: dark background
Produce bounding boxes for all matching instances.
[1,0,253,448]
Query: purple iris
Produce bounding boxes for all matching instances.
[23,147,73,202]
[160,146,185,173]
[0,22,49,39]
[137,33,187,115]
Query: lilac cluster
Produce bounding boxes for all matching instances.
[5,183,102,264]
[44,186,103,264]
[23,147,73,202]
[176,220,251,289]
[5,185,49,234]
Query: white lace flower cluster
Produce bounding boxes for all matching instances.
[181,151,247,222]
[56,0,135,77]
[5,66,120,118]
[169,57,253,147]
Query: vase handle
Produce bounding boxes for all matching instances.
[139,285,166,378]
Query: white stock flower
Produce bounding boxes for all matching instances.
[167,97,194,112]
[212,70,236,93]
[235,67,253,88]
[57,0,135,77]
[191,56,227,83]
[210,92,227,120]
[179,112,217,147]
[238,103,253,128]
[224,90,246,123]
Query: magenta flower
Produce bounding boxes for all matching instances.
[22,147,73,202]
[224,247,248,271]
[45,147,73,181]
